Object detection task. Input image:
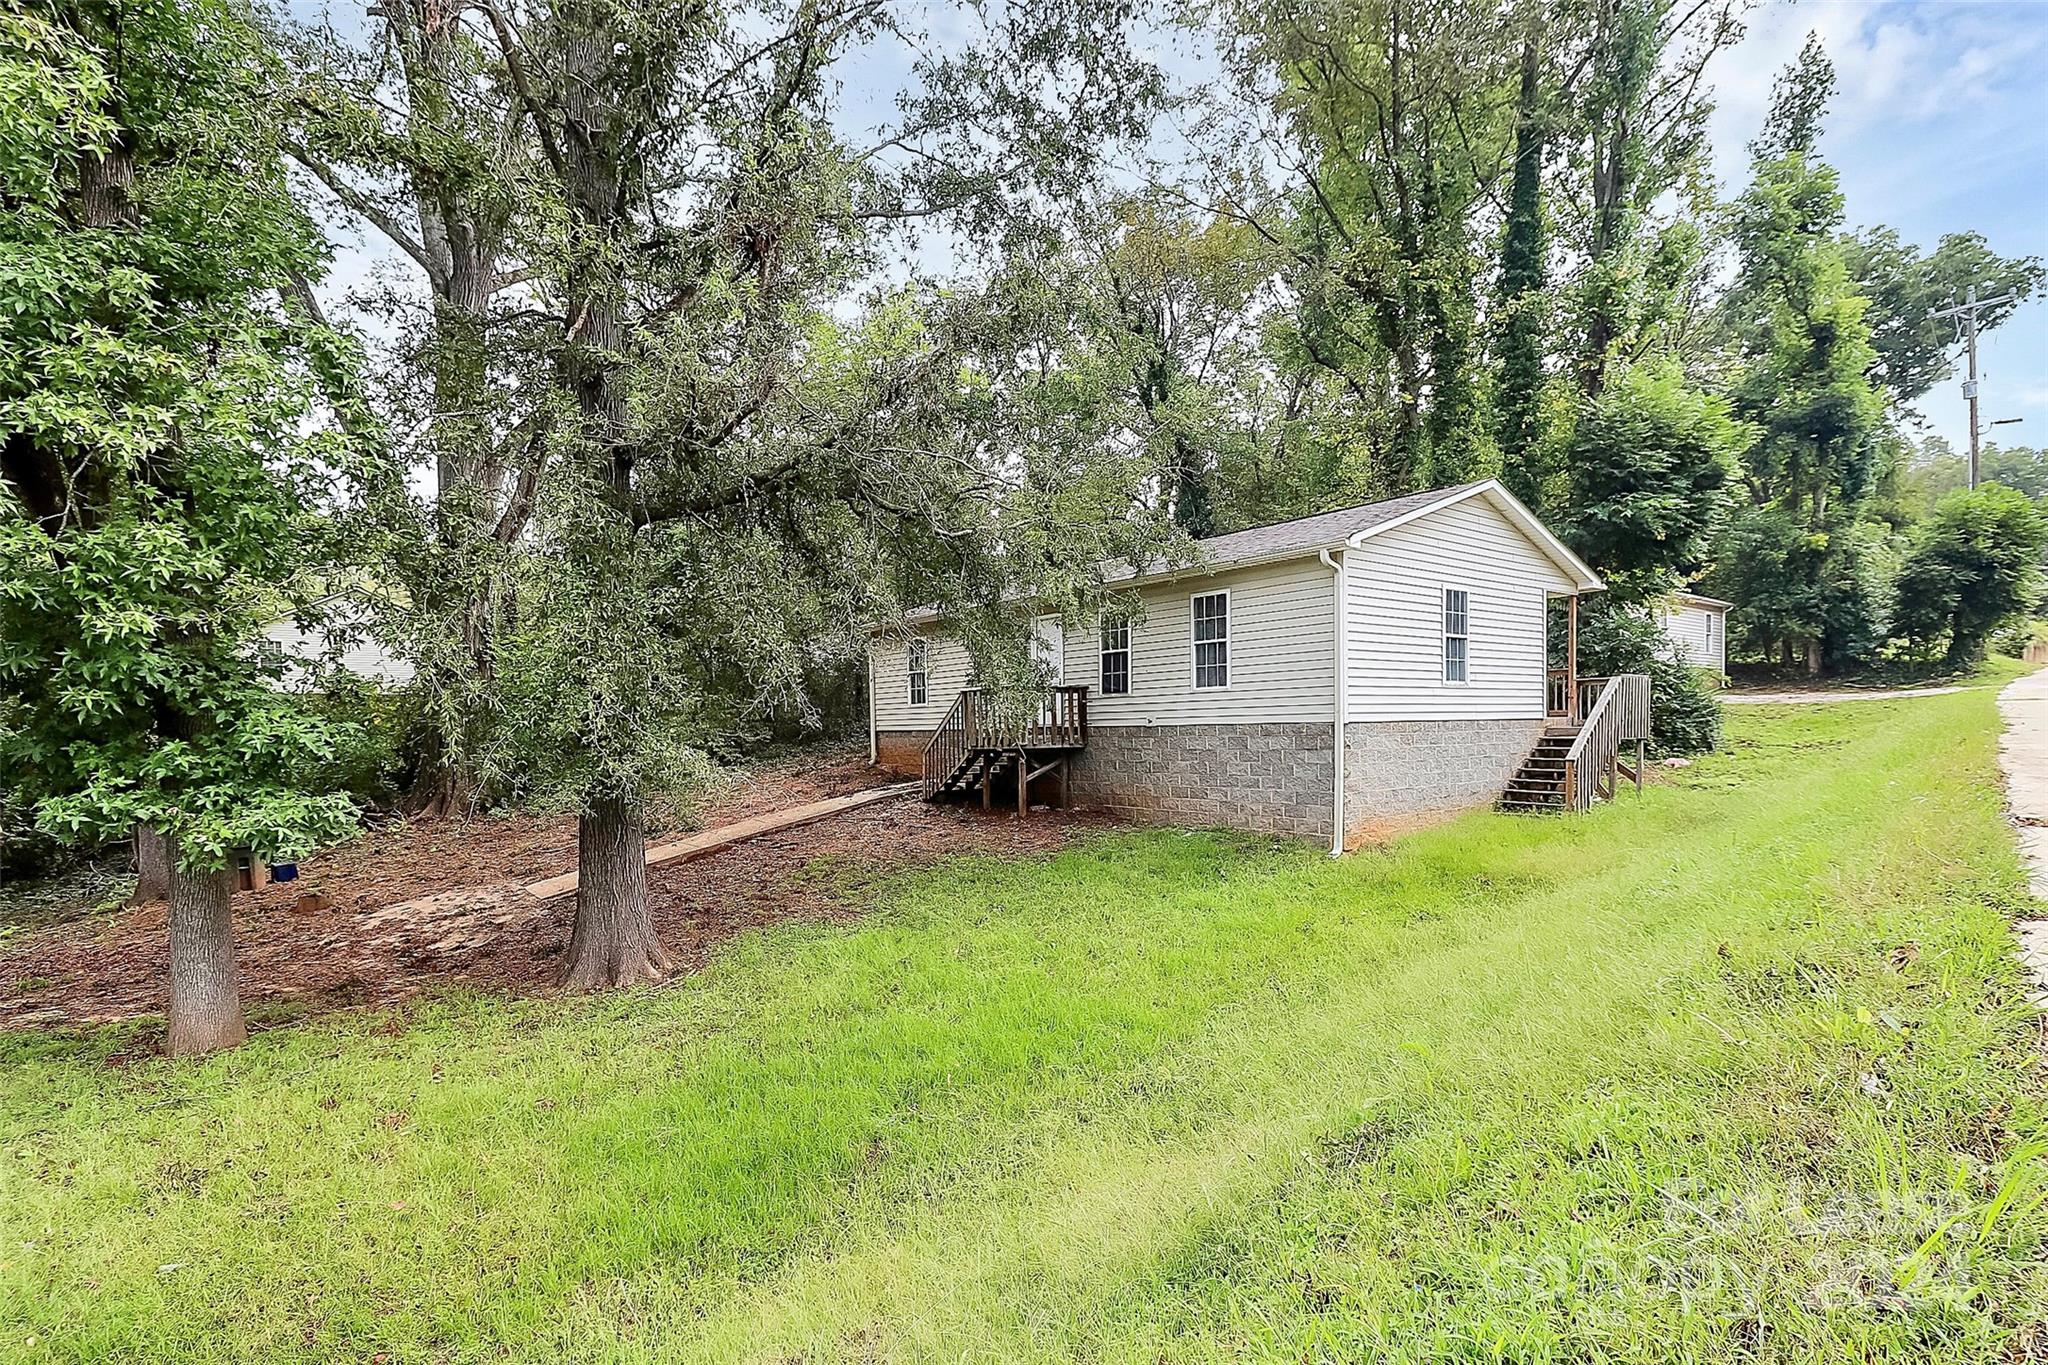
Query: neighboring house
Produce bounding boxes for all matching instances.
[870,479,1651,849]
[1657,592,1731,676]
[259,600,413,689]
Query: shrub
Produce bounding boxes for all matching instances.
[1892,484,2048,666]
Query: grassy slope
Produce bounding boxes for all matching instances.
[2,689,2044,1363]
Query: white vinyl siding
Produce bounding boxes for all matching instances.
[1063,557,1335,725]
[870,629,974,732]
[259,611,413,689]
[1345,496,1574,721]
[1661,602,1727,671]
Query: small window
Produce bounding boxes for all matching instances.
[907,637,928,706]
[1099,615,1131,695]
[1191,591,1229,689]
[1707,610,1721,655]
[1443,588,1469,683]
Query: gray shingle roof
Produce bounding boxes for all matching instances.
[1118,480,1492,582]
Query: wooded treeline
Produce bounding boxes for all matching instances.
[2,0,2042,1051]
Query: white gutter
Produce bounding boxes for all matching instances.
[866,650,878,765]
[1319,548,1346,857]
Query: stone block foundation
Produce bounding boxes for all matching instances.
[1066,723,1334,842]
[1343,717,1547,832]
[874,730,926,776]
[882,718,1549,847]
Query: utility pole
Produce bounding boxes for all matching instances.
[1932,283,2019,489]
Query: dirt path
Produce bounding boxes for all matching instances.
[1996,669,2048,1005]
[1724,684,1965,705]
[2,748,1119,1033]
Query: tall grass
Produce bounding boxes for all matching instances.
[2,691,2042,1362]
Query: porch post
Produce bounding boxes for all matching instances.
[1566,594,1580,724]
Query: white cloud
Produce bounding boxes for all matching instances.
[1705,0,2048,188]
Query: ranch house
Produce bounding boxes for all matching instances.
[868,479,1651,849]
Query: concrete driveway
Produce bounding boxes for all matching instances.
[1996,669,2048,1003]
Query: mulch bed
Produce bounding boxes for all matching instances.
[1,747,1119,1035]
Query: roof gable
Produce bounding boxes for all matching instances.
[1341,481,1602,591]
[1120,479,1601,592]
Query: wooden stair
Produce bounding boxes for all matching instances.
[1498,726,1578,813]
[1499,673,1653,815]
[923,686,1088,811]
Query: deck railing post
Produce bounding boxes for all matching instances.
[1566,594,1580,724]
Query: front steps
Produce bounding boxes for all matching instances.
[1497,726,1578,813]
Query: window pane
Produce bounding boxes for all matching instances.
[1444,589,1468,637]
[1192,593,1228,687]
[1445,635,1467,682]
[908,638,928,704]
[1101,651,1129,695]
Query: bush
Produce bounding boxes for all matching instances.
[1992,618,2046,659]
[1893,484,2048,666]
[301,679,426,812]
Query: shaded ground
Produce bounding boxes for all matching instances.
[1,746,1116,1032]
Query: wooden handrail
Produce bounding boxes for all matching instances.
[922,686,1089,798]
[1559,674,1651,812]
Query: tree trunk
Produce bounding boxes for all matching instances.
[165,848,246,1056]
[561,794,668,990]
[132,823,170,903]
[1805,637,1823,677]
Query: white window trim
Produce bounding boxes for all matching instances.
[1441,584,1470,685]
[906,637,929,706]
[1189,588,1231,691]
[1098,612,1132,696]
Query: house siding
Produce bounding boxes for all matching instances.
[1343,497,1575,723]
[259,614,412,688]
[1660,602,1726,672]
[1061,556,1337,727]
[870,629,975,736]
[869,555,1339,746]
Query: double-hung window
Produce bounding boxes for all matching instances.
[1099,615,1132,695]
[1191,591,1229,689]
[907,637,928,706]
[1442,588,1469,683]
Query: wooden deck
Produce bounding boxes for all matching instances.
[923,686,1089,810]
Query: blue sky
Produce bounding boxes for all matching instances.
[1704,0,2048,452]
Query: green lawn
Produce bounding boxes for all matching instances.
[4,688,2046,1363]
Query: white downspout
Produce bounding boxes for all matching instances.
[866,647,878,766]
[1319,548,1346,857]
